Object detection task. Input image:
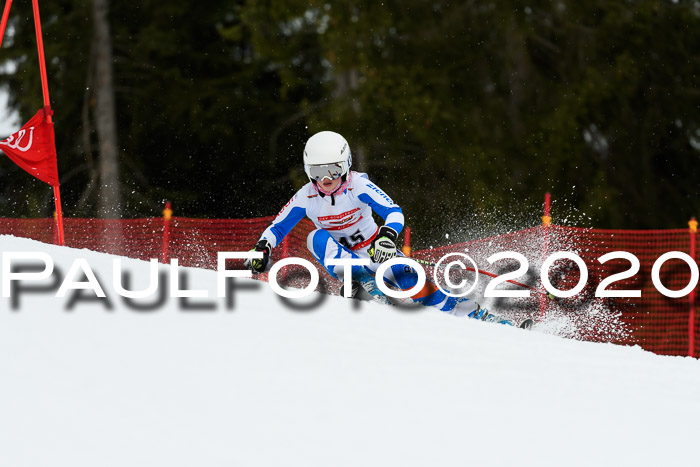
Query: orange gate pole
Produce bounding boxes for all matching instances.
[402,226,412,257]
[540,193,552,319]
[689,217,697,358]
[162,201,172,263]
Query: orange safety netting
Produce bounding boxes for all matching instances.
[0,217,696,357]
[412,225,698,357]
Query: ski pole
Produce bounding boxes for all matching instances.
[411,257,551,298]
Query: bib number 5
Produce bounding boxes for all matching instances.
[339,229,366,249]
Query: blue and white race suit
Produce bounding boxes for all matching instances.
[258,172,464,311]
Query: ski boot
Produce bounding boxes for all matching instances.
[349,269,392,305]
[468,304,513,325]
[338,280,369,301]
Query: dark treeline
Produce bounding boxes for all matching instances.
[1,1,699,245]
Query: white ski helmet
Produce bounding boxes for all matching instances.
[303,131,352,183]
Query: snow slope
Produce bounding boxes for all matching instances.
[1,235,699,467]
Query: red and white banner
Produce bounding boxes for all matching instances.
[0,107,59,186]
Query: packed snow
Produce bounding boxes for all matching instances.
[1,234,699,467]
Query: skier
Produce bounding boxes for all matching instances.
[244,130,511,323]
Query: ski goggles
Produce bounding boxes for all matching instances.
[306,162,347,182]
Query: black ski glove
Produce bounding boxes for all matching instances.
[369,226,398,263]
[244,239,272,274]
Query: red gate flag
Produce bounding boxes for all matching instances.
[0,107,59,186]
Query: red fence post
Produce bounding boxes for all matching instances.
[689,217,697,358]
[162,201,172,264]
[540,193,552,319]
[402,226,412,257]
